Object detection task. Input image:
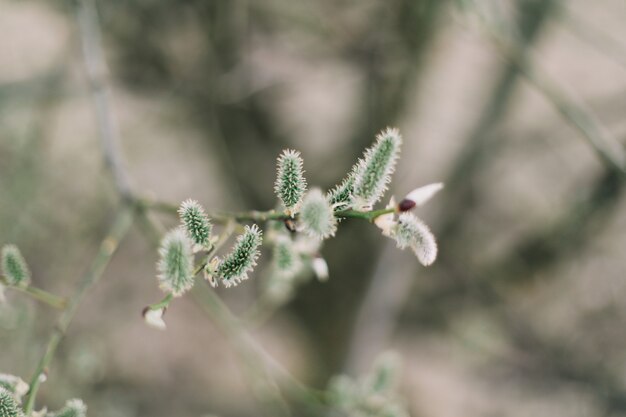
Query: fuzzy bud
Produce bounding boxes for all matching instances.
[299,189,337,240]
[273,237,302,277]
[402,183,443,209]
[156,228,195,297]
[0,375,28,402]
[327,163,360,211]
[178,199,213,250]
[0,387,23,417]
[367,351,400,393]
[1,245,31,287]
[274,149,307,216]
[47,399,87,417]
[352,128,402,210]
[393,213,437,266]
[217,225,263,287]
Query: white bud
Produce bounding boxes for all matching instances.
[143,307,167,330]
[312,257,329,281]
[393,213,438,266]
[404,183,443,207]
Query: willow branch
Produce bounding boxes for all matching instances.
[77,0,133,200]
[0,277,66,310]
[23,207,134,414]
[141,198,395,224]
[464,0,626,174]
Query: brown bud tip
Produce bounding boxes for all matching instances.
[398,198,416,212]
[142,305,166,317]
[284,218,297,233]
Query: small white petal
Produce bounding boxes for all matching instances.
[374,214,396,237]
[312,257,329,281]
[144,307,167,330]
[404,183,444,206]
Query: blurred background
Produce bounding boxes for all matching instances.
[1,0,626,416]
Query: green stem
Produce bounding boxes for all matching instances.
[148,293,173,310]
[23,207,134,415]
[142,198,396,223]
[0,278,66,310]
[192,283,328,413]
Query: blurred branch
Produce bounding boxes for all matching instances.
[343,244,415,374]
[414,166,624,320]
[494,309,626,413]
[344,0,555,377]
[77,0,133,200]
[24,207,134,415]
[0,277,66,310]
[485,25,626,174]
[439,0,557,239]
[192,282,328,415]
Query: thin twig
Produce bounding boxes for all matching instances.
[465,0,626,174]
[142,197,396,223]
[23,207,134,414]
[0,277,66,310]
[77,0,133,200]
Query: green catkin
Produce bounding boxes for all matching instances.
[47,399,87,417]
[273,237,301,277]
[393,213,437,266]
[1,245,31,287]
[0,388,23,417]
[178,199,213,249]
[217,224,263,287]
[274,149,307,215]
[299,189,337,239]
[156,228,195,296]
[327,163,359,210]
[0,375,27,400]
[352,128,402,210]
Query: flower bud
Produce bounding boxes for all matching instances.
[401,182,443,210]
[178,199,213,251]
[1,245,31,287]
[156,228,195,297]
[0,387,23,417]
[142,306,167,330]
[299,189,337,240]
[352,128,402,210]
[217,225,263,287]
[327,163,359,211]
[48,399,87,417]
[275,149,307,216]
[393,213,437,266]
[0,374,28,401]
[273,237,302,277]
